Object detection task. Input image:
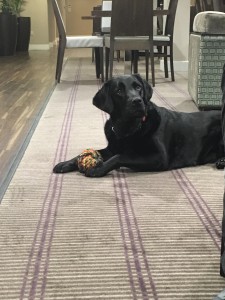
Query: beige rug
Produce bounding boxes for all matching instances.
[0,57,224,300]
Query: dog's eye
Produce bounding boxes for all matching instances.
[136,85,142,91]
[116,89,122,96]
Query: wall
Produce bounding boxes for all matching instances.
[22,0,50,50]
[173,0,190,71]
[161,0,190,71]
[48,0,56,46]
[65,0,101,35]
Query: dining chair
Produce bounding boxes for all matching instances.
[92,5,102,62]
[51,0,104,83]
[101,0,112,34]
[153,0,178,82]
[104,0,155,86]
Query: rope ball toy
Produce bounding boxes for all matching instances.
[77,148,103,173]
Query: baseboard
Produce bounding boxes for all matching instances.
[160,60,188,72]
[29,44,50,50]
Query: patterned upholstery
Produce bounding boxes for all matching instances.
[188,11,225,109]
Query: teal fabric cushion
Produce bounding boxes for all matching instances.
[193,11,225,34]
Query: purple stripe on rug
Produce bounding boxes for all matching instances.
[153,88,177,111]
[101,110,158,300]
[39,58,82,299]
[113,173,138,300]
[121,170,158,300]
[114,172,149,299]
[155,89,222,251]
[20,60,82,300]
[172,169,221,250]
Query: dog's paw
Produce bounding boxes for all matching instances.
[53,161,77,173]
[84,166,107,177]
[216,158,225,170]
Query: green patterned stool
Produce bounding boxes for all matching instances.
[188,11,225,110]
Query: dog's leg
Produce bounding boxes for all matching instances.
[53,147,113,174]
[84,153,168,177]
[53,157,79,173]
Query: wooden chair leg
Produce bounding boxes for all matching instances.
[94,47,101,79]
[164,46,168,78]
[170,45,175,82]
[145,50,149,82]
[92,48,95,63]
[56,44,65,83]
[100,47,104,82]
[105,47,109,81]
[109,47,114,79]
[132,50,139,74]
[116,50,120,62]
[148,49,155,87]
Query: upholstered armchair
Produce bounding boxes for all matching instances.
[188,11,225,110]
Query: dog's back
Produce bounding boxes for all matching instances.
[155,107,223,169]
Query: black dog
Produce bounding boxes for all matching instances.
[53,74,224,177]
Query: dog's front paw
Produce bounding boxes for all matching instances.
[216,158,225,170]
[84,166,107,177]
[53,160,78,173]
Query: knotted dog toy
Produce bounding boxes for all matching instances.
[77,148,103,173]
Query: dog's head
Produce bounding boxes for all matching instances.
[93,74,153,119]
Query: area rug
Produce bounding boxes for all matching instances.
[0,57,224,299]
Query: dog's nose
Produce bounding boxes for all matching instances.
[132,98,142,105]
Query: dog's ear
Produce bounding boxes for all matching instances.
[133,74,153,103]
[93,81,114,114]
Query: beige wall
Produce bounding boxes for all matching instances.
[161,0,190,71]
[174,0,190,62]
[24,0,101,49]
[22,0,50,49]
[48,0,56,45]
[66,0,101,35]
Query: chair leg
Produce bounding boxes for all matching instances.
[56,44,65,83]
[94,47,101,79]
[100,47,104,82]
[105,47,110,81]
[132,50,139,74]
[164,46,168,79]
[92,48,95,63]
[109,48,114,79]
[148,49,155,87]
[145,50,149,82]
[116,50,120,62]
[170,45,175,82]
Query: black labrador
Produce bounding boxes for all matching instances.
[53,74,224,177]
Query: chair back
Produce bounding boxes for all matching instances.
[93,5,102,35]
[196,0,224,12]
[101,0,112,33]
[51,0,66,43]
[164,0,178,37]
[110,0,153,38]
